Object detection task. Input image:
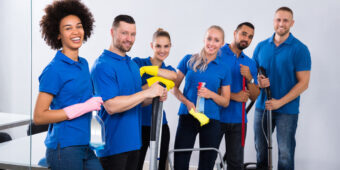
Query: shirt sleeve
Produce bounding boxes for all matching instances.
[132,57,147,85]
[177,54,191,75]
[221,64,232,86]
[252,43,261,69]
[166,65,176,72]
[38,66,62,96]
[91,62,119,101]
[249,60,259,85]
[132,57,142,68]
[294,44,311,72]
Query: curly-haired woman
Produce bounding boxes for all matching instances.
[33,0,103,169]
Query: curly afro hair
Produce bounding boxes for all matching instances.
[40,0,95,50]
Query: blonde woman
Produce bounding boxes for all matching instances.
[173,25,231,170]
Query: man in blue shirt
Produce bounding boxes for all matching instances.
[219,22,260,170]
[253,7,311,170]
[91,15,167,170]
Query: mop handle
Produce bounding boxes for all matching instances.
[241,77,246,147]
[150,82,166,140]
[258,67,272,100]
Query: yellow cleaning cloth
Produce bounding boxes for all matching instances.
[146,76,175,91]
[189,108,210,126]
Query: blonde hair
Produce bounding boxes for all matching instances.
[188,25,224,72]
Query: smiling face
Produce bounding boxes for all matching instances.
[274,10,294,37]
[151,36,171,62]
[112,21,136,54]
[204,28,224,57]
[58,15,84,52]
[234,25,254,50]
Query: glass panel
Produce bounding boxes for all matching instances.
[0,0,34,169]
[30,0,50,169]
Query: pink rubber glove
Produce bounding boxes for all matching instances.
[64,97,103,120]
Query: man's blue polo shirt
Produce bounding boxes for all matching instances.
[39,51,93,149]
[91,50,142,157]
[220,44,258,123]
[253,33,311,114]
[133,57,176,126]
[177,54,231,120]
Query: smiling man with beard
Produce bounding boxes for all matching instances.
[91,15,167,170]
[219,22,260,170]
[253,7,311,170]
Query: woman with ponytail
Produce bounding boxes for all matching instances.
[133,28,177,170]
[172,25,231,170]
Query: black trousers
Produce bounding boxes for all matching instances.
[137,124,170,170]
[99,150,139,170]
[218,123,247,170]
[174,115,221,170]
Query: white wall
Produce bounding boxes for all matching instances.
[2,0,340,169]
[0,0,31,114]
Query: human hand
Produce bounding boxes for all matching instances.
[233,90,250,103]
[257,75,270,88]
[64,97,103,120]
[197,87,213,99]
[84,97,103,111]
[140,66,159,77]
[240,64,252,81]
[147,82,166,98]
[185,101,196,113]
[160,89,168,102]
[146,76,175,91]
[189,108,210,126]
[265,98,284,110]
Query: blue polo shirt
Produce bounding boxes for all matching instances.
[177,54,231,120]
[39,50,93,149]
[91,50,142,157]
[219,44,258,123]
[133,57,176,126]
[253,33,311,114]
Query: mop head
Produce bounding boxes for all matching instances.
[189,108,209,126]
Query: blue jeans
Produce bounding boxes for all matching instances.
[174,115,221,170]
[254,109,298,170]
[46,145,103,170]
[218,123,246,170]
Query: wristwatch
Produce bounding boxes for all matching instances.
[247,78,254,84]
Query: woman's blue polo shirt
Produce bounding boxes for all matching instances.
[91,50,142,157]
[177,54,231,120]
[133,57,176,126]
[39,50,93,149]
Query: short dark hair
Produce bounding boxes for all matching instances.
[152,28,171,42]
[112,15,135,28]
[40,0,94,50]
[276,6,294,16]
[236,22,255,31]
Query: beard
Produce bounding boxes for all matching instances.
[236,41,249,50]
[115,40,133,53]
[275,27,290,37]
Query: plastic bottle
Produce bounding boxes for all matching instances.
[196,82,206,113]
[90,111,105,151]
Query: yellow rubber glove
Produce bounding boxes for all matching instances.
[146,76,175,91]
[189,108,210,126]
[140,66,159,77]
